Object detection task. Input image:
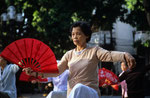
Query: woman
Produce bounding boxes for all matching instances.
[119,62,129,98]
[24,21,136,98]
[119,60,150,98]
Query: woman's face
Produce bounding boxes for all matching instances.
[0,56,3,64]
[0,56,6,66]
[121,62,128,71]
[71,27,88,47]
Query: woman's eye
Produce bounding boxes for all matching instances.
[71,32,82,37]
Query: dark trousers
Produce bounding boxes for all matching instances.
[0,92,10,98]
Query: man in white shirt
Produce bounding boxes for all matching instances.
[31,60,69,98]
[46,69,69,98]
[0,56,19,98]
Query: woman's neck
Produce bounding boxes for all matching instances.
[76,45,87,51]
[0,66,4,70]
[0,63,7,70]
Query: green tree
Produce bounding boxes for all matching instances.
[124,0,150,48]
[1,0,129,58]
[121,0,150,30]
[91,0,128,30]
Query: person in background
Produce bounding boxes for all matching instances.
[0,56,19,98]
[24,21,136,98]
[46,69,69,98]
[119,62,129,98]
[119,59,150,98]
[32,60,69,98]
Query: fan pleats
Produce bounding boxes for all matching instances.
[1,38,58,73]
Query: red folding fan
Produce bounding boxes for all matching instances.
[98,68,119,87]
[0,38,58,73]
[19,71,48,82]
[111,84,119,91]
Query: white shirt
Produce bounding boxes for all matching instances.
[47,70,69,91]
[0,64,19,98]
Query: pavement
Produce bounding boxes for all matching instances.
[19,94,150,98]
[18,94,45,98]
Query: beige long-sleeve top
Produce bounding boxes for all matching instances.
[58,46,126,97]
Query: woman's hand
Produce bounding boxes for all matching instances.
[124,52,136,69]
[31,80,38,84]
[102,84,109,88]
[48,83,52,87]
[22,67,37,77]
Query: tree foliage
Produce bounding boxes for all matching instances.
[91,0,128,30]
[122,0,150,30]
[1,0,149,58]
[124,0,150,47]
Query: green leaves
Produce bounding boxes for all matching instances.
[125,0,137,10]
[125,0,144,10]
[122,0,150,30]
[23,1,32,10]
[143,40,150,47]
[1,0,149,58]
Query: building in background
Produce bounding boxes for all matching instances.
[113,20,136,55]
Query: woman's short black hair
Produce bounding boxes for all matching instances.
[70,21,92,42]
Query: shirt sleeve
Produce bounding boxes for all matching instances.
[96,46,125,62]
[57,51,70,74]
[11,64,20,73]
[47,77,53,82]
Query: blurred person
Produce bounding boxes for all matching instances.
[32,60,68,98]
[0,56,19,98]
[119,59,150,98]
[32,69,69,98]
[46,69,69,98]
[24,21,136,98]
[119,62,129,98]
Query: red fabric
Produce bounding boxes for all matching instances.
[0,38,58,73]
[19,71,48,82]
[99,68,119,87]
[111,84,119,91]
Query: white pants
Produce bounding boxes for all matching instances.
[68,83,99,98]
[46,91,67,98]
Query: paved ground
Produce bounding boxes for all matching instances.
[19,94,150,98]
[19,94,45,98]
